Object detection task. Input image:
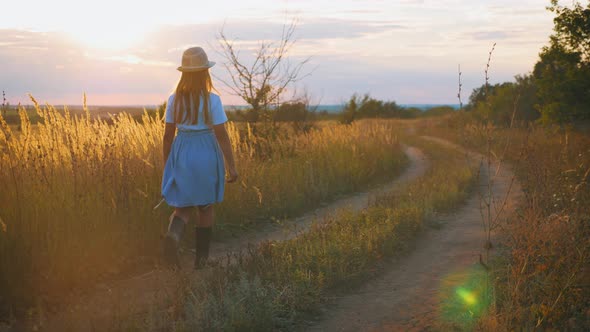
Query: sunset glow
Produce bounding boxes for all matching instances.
[65,24,149,51]
[0,0,557,105]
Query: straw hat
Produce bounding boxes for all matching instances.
[177,46,215,72]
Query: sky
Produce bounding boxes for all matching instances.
[0,0,559,106]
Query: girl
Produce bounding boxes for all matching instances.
[161,46,238,269]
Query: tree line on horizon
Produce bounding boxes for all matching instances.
[466,0,589,126]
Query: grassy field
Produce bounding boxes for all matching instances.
[5,100,585,330]
[112,136,476,331]
[416,114,590,330]
[0,102,408,317]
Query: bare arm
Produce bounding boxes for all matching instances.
[213,123,238,183]
[163,123,176,164]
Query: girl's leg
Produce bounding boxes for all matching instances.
[195,205,214,269]
[167,206,193,241]
[173,207,194,224]
[164,206,194,268]
[196,204,214,227]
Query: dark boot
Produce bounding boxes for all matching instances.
[164,216,185,268]
[195,227,212,269]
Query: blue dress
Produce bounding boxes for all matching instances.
[161,92,228,207]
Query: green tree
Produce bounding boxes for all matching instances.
[274,101,308,122]
[466,85,498,112]
[534,0,590,124]
[466,75,540,126]
[513,74,540,123]
[339,94,362,124]
[358,97,384,118]
[422,106,455,118]
[340,93,423,123]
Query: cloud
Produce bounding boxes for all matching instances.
[102,55,175,67]
[487,5,547,17]
[0,29,178,105]
[131,18,407,74]
[0,29,49,47]
[0,1,555,106]
[300,19,406,40]
[468,30,514,40]
[215,18,406,41]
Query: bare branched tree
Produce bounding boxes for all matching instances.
[216,20,311,122]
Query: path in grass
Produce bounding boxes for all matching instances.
[309,137,523,331]
[209,145,428,259]
[39,145,428,331]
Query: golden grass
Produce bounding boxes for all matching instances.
[0,99,407,313]
[417,115,590,330]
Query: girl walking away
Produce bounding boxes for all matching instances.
[161,46,238,269]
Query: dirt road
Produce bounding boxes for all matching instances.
[309,137,522,331]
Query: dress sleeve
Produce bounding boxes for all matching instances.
[211,94,228,125]
[165,94,175,124]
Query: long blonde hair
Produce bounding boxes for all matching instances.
[173,70,213,125]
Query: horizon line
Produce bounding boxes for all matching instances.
[9,103,462,108]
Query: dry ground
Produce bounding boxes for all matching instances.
[309,137,522,331]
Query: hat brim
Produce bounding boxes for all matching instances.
[177,61,215,72]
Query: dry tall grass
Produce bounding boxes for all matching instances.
[0,99,407,315]
[418,116,590,330]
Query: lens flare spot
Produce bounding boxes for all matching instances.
[438,265,491,330]
[456,287,477,306]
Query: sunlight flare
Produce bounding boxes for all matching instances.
[66,23,148,50]
[456,287,477,306]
